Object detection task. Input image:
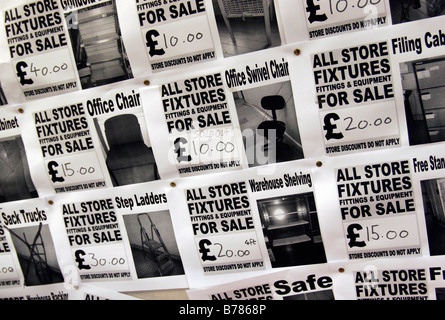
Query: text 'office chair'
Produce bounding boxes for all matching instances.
[257,95,286,150]
[104,114,158,186]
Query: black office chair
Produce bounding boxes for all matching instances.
[257,95,286,150]
[105,114,158,186]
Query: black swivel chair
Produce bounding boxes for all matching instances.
[257,95,286,150]
[104,114,158,186]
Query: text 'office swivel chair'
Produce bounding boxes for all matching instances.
[104,114,158,186]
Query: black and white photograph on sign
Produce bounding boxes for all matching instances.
[0,137,38,204]
[213,0,281,57]
[65,1,133,89]
[436,288,445,299]
[234,81,304,167]
[283,289,335,300]
[93,113,159,186]
[122,211,185,279]
[401,56,445,145]
[256,192,327,268]
[421,178,445,256]
[390,0,445,24]
[0,83,7,106]
[6,223,64,286]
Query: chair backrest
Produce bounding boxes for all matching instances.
[261,95,285,110]
[261,95,285,120]
[105,114,142,147]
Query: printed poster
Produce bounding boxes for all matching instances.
[142,45,306,179]
[19,91,112,196]
[0,0,444,301]
[19,77,158,196]
[314,142,445,263]
[189,255,445,300]
[0,0,81,101]
[275,0,391,43]
[222,45,305,168]
[49,180,188,291]
[167,158,327,288]
[288,14,445,158]
[0,198,65,289]
[117,0,222,75]
[187,264,339,300]
[66,78,160,189]
[142,68,246,179]
[332,256,445,300]
[0,0,134,102]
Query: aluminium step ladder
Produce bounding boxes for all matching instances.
[137,213,175,276]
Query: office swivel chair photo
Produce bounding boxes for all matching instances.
[257,95,286,151]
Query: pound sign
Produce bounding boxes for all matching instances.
[306,0,328,23]
[145,29,166,57]
[323,113,344,140]
[16,61,34,86]
[174,137,192,163]
[74,250,91,270]
[198,239,216,262]
[47,161,65,183]
[346,224,366,248]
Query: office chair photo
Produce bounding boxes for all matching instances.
[104,114,158,186]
